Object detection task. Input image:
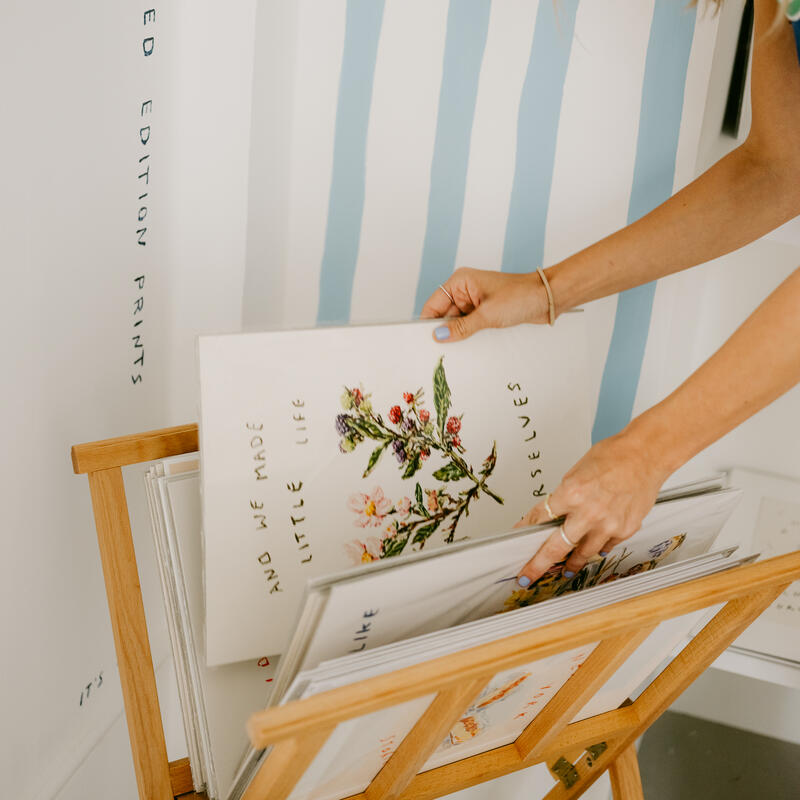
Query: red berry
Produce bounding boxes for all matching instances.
[403,392,414,404]
[446,416,461,434]
[388,406,402,424]
[419,409,430,424]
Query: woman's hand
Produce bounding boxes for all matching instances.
[513,427,671,587]
[420,267,551,342]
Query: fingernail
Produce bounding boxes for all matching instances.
[563,570,575,578]
[434,326,450,341]
[517,576,531,588]
[599,551,609,557]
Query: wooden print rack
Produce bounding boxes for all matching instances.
[71,424,800,800]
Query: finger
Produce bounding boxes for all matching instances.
[563,532,611,576]
[420,286,456,319]
[516,517,591,587]
[431,308,488,343]
[513,486,570,529]
[598,537,624,557]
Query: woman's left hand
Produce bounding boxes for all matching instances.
[513,427,670,587]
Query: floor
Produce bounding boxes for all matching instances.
[638,711,800,799]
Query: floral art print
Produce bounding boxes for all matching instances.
[337,357,504,562]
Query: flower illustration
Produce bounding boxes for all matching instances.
[344,537,383,564]
[337,357,503,556]
[347,487,392,528]
[395,496,411,516]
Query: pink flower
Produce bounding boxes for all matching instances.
[420,448,430,461]
[446,416,461,435]
[451,435,461,449]
[419,409,430,424]
[344,537,383,565]
[426,490,439,512]
[352,388,363,407]
[388,405,402,424]
[396,496,411,516]
[347,487,392,527]
[403,392,414,404]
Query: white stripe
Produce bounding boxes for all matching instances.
[545,0,654,266]
[283,0,347,326]
[673,5,720,192]
[544,0,655,415]
[349,0,449,324]
[454,0,539,273]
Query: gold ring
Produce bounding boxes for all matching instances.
[559,525,576,549]
[544,493,557,521]
[439,284,455,304]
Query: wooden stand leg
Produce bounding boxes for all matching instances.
[608,744,644,800]
[88,468,172,800]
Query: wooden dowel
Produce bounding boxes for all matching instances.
[88,468,172,800]
[343,706,638,800]
[72,424,198,473]
[241,724,335,800]
[248,551,800,747]
[516,626,655,762]
[364,677,489,800]
[608,744,644,800]
[541,584,789,800]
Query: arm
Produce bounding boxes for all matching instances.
[548,0,800,314]
[515,264,800,585]
[422,0,800,338]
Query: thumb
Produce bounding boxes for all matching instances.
[432,309,488,343]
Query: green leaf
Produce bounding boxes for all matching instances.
[349,417,386,441]
[414,482,429,517]
[362,443,388,479]
[433,357,451,439]
[381,535,408,558]
[480,442,498,477]
[402,450,422,479]
[432,461,467,482]
[412,521,439,545]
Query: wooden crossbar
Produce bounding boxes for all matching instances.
[71,425,800,800]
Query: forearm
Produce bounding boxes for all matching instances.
[623,266,800,478]
[546,143,800,314]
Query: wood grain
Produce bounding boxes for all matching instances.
[72,424,198,473]
[241,725,336,800]
[607,745,644,800]
[365,677,489,800]
[516,627,655,762]
[248,552,800,747]
[88,467,172,800]
[541,585,789,800]
[169,758,195,797]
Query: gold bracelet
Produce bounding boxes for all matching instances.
[537,266,556,326]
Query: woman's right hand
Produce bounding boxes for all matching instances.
[419,267,552,342]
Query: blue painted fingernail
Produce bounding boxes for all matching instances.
[434,326,450,341]
[517,576,531,588]
[599,550,609,557]
[563,570,575,578]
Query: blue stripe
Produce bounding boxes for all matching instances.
[412,0,492,316]
[592,2,696,443]
[316,0,385,325]
[501,0,580,274]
